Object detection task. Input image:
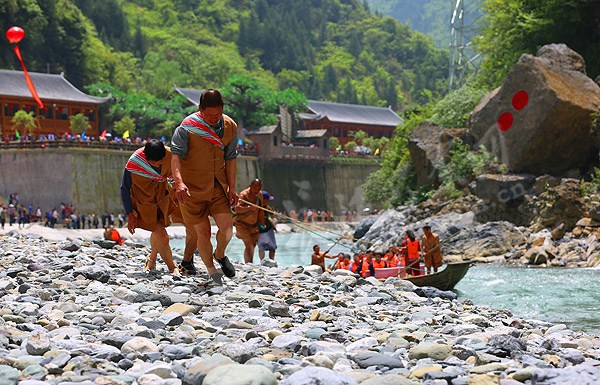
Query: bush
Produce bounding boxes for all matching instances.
[430,83,488,128]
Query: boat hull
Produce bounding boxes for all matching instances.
[363,262,471,291]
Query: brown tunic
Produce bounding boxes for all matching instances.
[234,187,264,241]
[130,148,173,231]
[422,233,443,268]
[179,115,237,225]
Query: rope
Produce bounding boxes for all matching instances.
[238,198,399,250]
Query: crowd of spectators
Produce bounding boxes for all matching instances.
[0,193,125,231]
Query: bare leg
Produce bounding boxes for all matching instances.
[269,250,275,260]
[242,238,256,263]
[194,218,219,276]
[212,212,233,260]
[151,223,177,272]
[183,225,197,262]
[259,250,265,260]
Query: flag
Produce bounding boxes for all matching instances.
[123,130,130,139]
[160,136,165,142]
[81,131,86,141]
[374,148,380,156]
[100,130,106,138]
[15,130,20,139]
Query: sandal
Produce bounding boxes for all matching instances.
[178,259,198,275]
[144,256,157,272]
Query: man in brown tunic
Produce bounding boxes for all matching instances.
[311,245,337,273]
[421,225,442,274]
[234,179,265,263]
[120,139,178,273]
[171,89,238,285]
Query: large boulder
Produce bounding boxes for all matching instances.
[470,174,536,203]
[407,122,467,185]
[468,44,600,175]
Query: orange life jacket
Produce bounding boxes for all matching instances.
[111,229,124,246]
[406,239,419,261]
[372,259,388,269]
[360,257,370,276]
[384,252,399,267]
[339,260,350,270]
[349,261,359,273]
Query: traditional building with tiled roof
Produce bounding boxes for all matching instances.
[0,69,110,138]
[302,100,403,147]
[173,85,204,107]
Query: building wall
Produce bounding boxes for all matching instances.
[304,117,395,147]
[0,149,261,215]
[0,149,379,216]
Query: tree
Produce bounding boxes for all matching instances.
[329,137,340,149]
[69,113,91,134]
[474,0,600,86]
[11,111,38,136]
[113,116,135,136]
[345,141,358,152]
[350,130,367,145]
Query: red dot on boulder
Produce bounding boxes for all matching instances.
[497,112,514,132]
[512,90,529,111]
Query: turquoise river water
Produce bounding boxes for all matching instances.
[171,232,600,335]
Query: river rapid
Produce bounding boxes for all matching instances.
[173,231,600,335]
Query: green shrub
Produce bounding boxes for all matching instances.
[430,83,488,128]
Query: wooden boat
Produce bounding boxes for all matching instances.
[403,261,471,291]
[363,261,471,291]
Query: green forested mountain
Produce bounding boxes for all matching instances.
[0,0,449,112]
[366,0,453,48]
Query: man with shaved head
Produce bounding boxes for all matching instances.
[234,178,265,263]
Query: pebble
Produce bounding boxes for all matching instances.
[0,234,596,385]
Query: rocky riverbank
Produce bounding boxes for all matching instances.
[0,232,599,384]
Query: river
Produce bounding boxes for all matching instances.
[171,231,600,335]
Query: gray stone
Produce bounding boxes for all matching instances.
[220,342,260,363]
[267,301,290,317]
[305,328,326,340]
[532,363,600,385]
[487,334,526,356]
[351,352,404,369]
[25,334,50,356]
[559,348,585,365]
[280,367,358,385]
[359,374,412,385]
[0,365,19,385]
[537,43,586,74]
[408,343,453,361]
[414,286,457,301]
[183,355,233,385]
[162,345,189,360]
[271,334,300,351]
[471,174,535,203]
[203,364,277,385]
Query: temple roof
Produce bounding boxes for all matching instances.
[306,100,403,127]
[0,69,111,104]
[295,129,328,138]
[173,85,204,106]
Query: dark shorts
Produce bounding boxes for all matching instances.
[258,229,277,251]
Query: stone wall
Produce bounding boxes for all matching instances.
[259,161,380,214]
[0,149,379,215]
[0,149,261,214]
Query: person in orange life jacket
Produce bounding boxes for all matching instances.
[371,252,389,269]
[384,248,400,267]
[402,230,422,276]
[355,254,375,277]
[341,254,351,270]
[171,89,238,285]
[349,254,362,273]
[110,226,125,246]
[312,245,337,272]
[331,253,345,270]
[120,140,179,273]
[333,253,350,270]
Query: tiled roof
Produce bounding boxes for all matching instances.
[296,129,328,138]
[248,125,278,135]
[0,69,110,104]
[173,85,204,106]
[307,100,403,127]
